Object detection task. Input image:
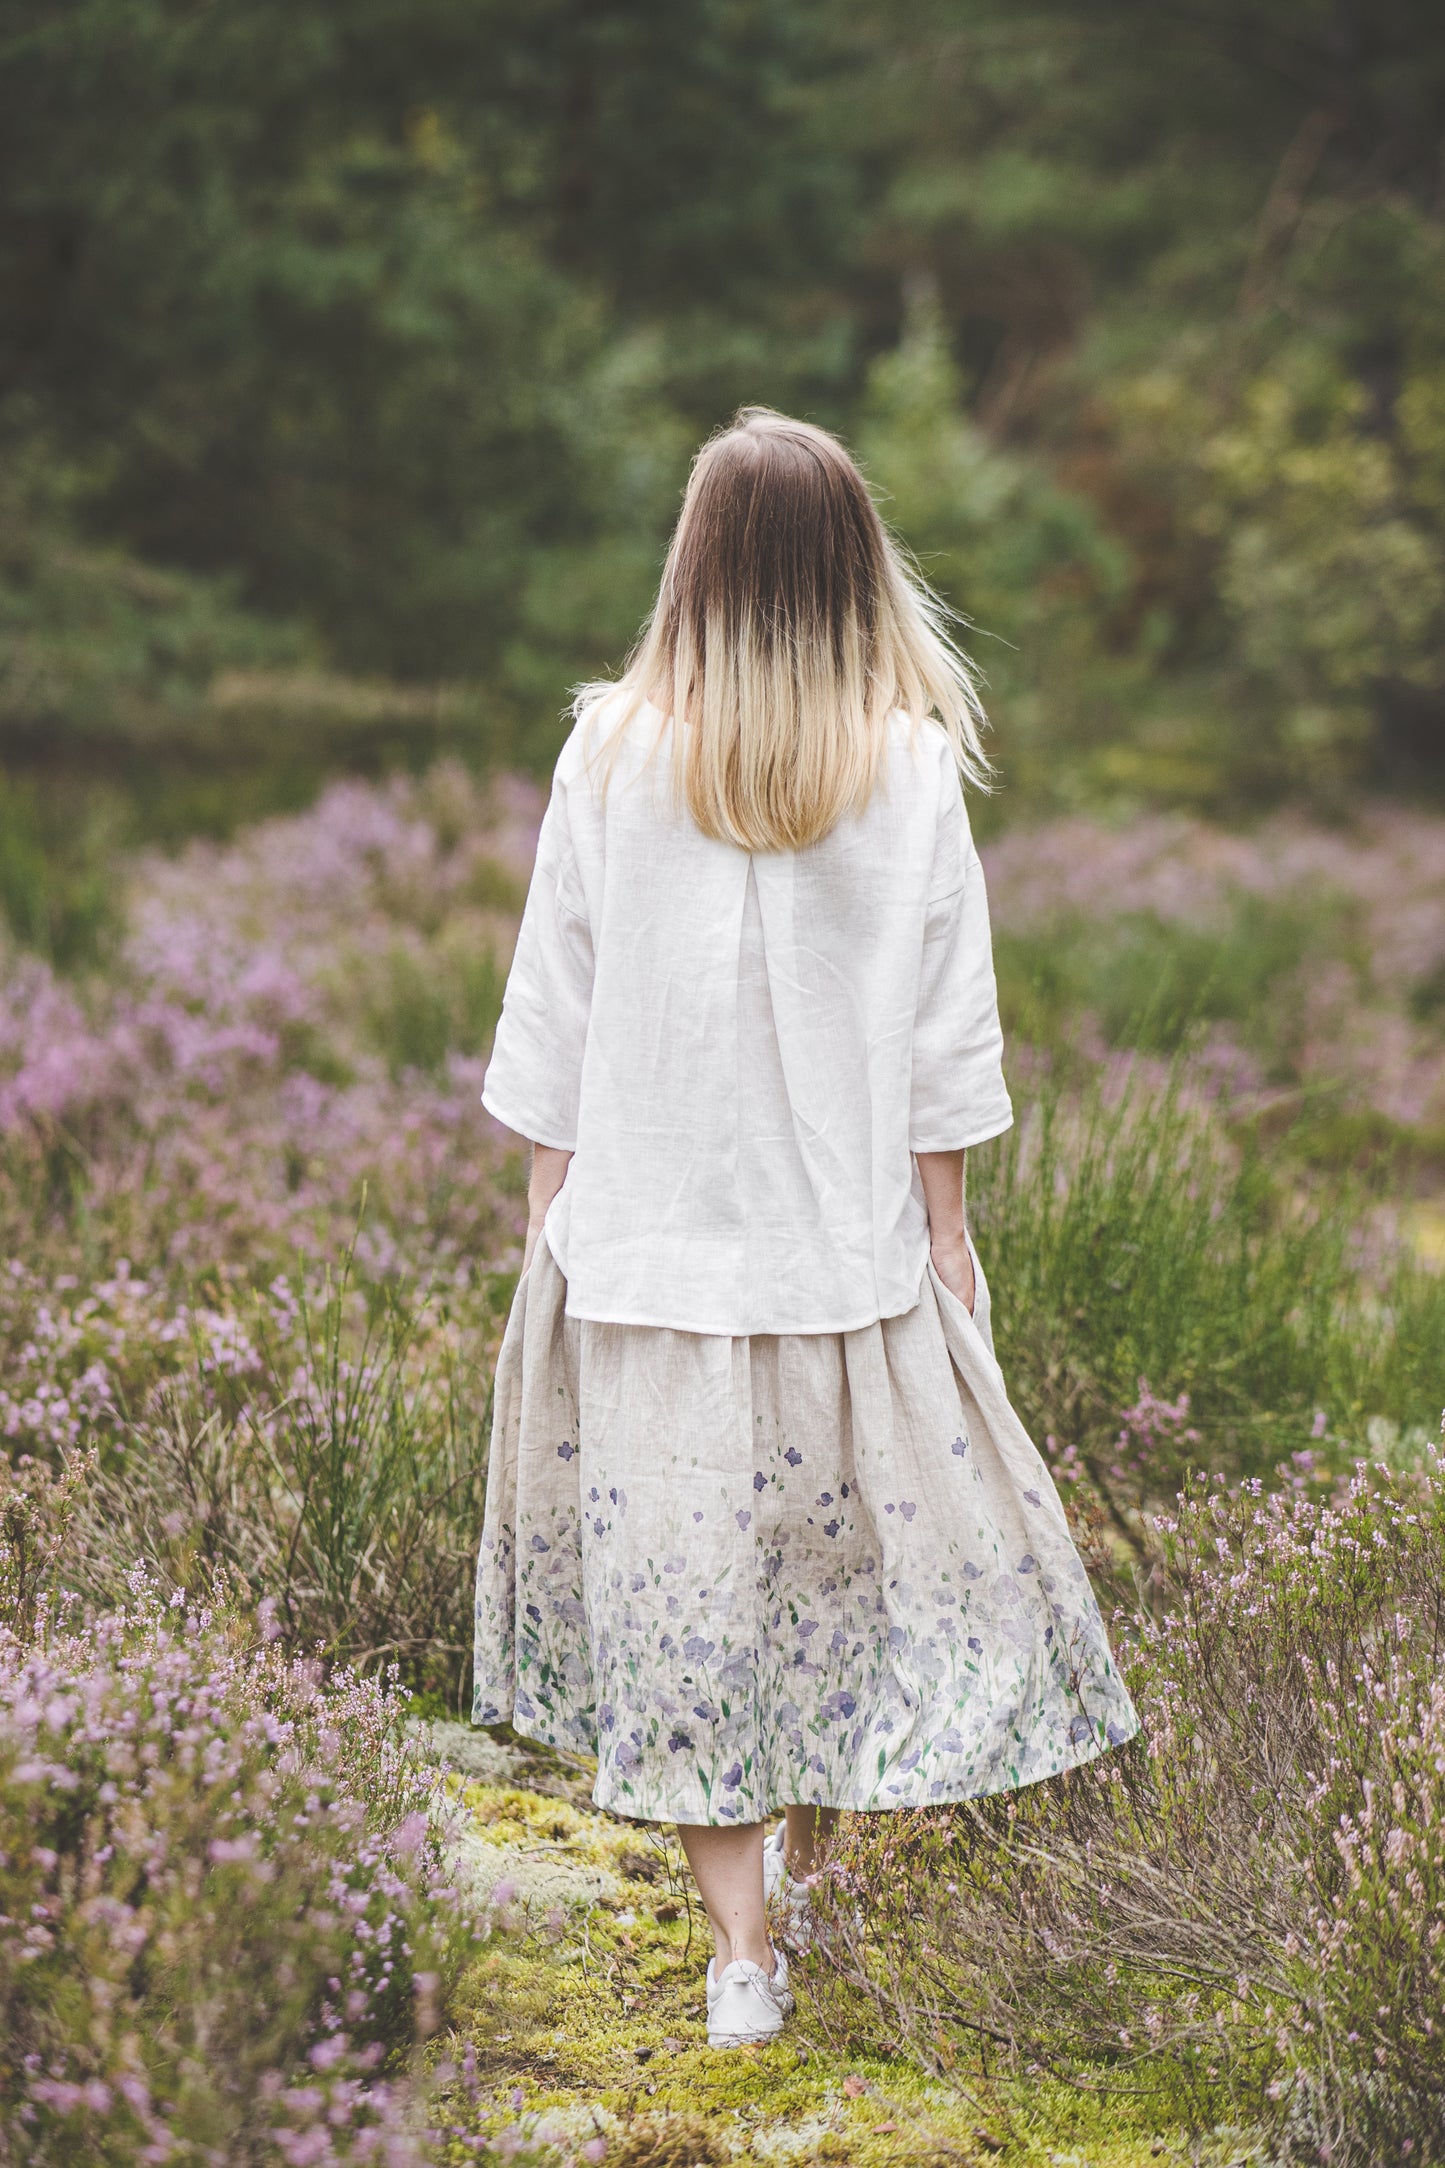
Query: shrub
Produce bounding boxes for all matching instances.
[0,1565,483,2166]
[800,1443,1445,2165]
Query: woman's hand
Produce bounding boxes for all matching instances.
[929,1235,976,1316]
[916,1147,976,1315]
[522,1143,573,1274]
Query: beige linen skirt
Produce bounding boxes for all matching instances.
[473,1235,1138,1824]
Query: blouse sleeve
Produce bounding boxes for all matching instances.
[909,766,1013,1153]
[480,774,595,1151]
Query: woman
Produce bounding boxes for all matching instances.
[473,408,1138,2048]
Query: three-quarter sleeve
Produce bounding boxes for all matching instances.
[909,766,1013,1153]
[481,776,595,1150]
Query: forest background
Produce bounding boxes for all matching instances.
[5,0,1445,901]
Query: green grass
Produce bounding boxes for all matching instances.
[973,1066,1445,1497]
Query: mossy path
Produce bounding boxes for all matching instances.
[420,1724,1219,2168]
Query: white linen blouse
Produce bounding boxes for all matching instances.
[481,703,1013,1336]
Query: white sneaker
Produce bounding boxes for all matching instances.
[705,1946,793,2048]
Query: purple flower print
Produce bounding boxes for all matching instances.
[951,1436,968,1457]
[1022,1486,1040,1505]
[824,1519,840,1537]
[735,1509,751,1531]
[682,1636,715,1663]
[557,1440,576,1460]
[753,1471,766,1491]
[900,1501,917,1522]
[784,1446,803,1466]
[721,1762,744,1790]
[529,1535,551,1553]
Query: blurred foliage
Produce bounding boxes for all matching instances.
[994,888,1352,1069]
[1,0,1444,837]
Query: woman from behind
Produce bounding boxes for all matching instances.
[474,408,1138,2047]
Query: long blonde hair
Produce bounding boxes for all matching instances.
[575,407,991,851]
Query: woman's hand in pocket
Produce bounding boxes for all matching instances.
[930,1236,976,1317]
[522,1141,573,1275]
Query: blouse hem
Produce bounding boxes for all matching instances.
[556,1282,929,1339]
[907,1107,1015,1154]
[479,1087,576,1154]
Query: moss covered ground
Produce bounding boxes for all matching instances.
[420,1724,1226,2168]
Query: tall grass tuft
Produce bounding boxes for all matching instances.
[0,771,123,971]
[973,1066,1445,1515]
[359,936,505,1079]
[67,1244,491,1707]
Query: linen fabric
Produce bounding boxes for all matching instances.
[473,1233,1139,1823]
[480,704,1013,1336]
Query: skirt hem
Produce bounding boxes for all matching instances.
[474,1704,1141,1826]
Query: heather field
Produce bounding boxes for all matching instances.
[2,764,1444,2164]
[7,1,1445,2155]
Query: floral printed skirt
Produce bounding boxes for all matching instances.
[472,1234,1138,1824]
